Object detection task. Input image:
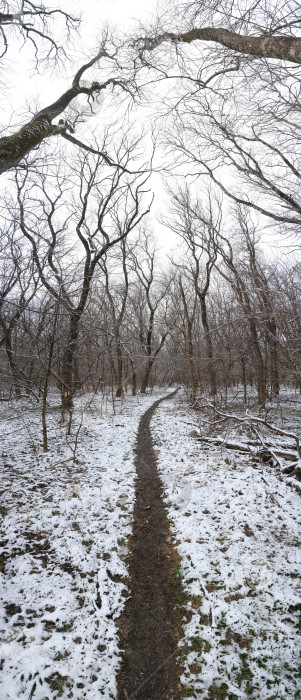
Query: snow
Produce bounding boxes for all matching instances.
[1,388,300,699]
[0,390,167,700]
[152,393,301,699]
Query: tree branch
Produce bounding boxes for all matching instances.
[138,27,301,64]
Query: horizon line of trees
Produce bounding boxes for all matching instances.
[1,175,300,421]
[1,0,300,446]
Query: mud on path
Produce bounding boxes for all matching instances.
[118,392,183,700]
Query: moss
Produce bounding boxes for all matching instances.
[185,635,211,656]
[208,682,232,699]
[180,686,197,697]
[236,653,254,690]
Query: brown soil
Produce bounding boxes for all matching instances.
[117,391,184,700]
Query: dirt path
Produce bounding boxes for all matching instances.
[118,392,183,700]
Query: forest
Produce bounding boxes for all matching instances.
[0,1,300,700]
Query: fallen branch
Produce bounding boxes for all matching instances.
[195,402,301,480]
[196,435,298,462]
[201,402,301,459]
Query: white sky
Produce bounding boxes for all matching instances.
[5,0,157,116]
[2,0,180,257]
[2,0,294,261]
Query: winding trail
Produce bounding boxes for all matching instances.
[118,392,183,700]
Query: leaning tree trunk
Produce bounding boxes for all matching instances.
[0,116,60,175]
[200,295,217,397]
[248,318,266,408]
[0,64,105,175]
[148,28,301,65]
[268,322,280,397]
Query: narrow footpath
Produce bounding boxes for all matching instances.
[118,392,183,700]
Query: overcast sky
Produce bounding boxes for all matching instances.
[1,0,181,255]
[2,0,290,260]
[4,0,157,116]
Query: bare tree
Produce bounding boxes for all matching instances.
[0,225,39,397]
[178,274,198,403]
[136,1,301,63]
[129,1,301,256]
[166,187,217,396]
[131,230,172,393]
[138,27,301,65]
[0,0,79,65]
[172,106,301,230]
[9,138,152,415]
[236,209,279,397]
[98,238,131,398]
[0,34,135,175]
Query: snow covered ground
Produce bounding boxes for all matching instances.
[0,390,167,700]
[1,388,300,700]
[152,393,301,700]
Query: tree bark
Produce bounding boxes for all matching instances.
[115,335,124,398]
[268,322,279,396]
[3,331,21,396]
[199,295,217,397]
[61,311,80,413]
[241,356,247,404]
[146,28,301,64]
[141,358,154,394]
[42,338,55,451]
[0,117,63,175]
[179,278,197,403]
[131,364,137,396]
[184,324,196,404]
[248,317,266,407]
[0,51,116,175]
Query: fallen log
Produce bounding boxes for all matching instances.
[193,435,298,462]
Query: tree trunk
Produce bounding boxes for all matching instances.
[184,323,196,404]
[115,336,123,398]
[25,359,35,395]
[141,358,154,394]
[132,367,137,396]
[61,312,80,413]
[200,295,216,396]
[129,357,137,397]
[0,72,102,175]
[42,337,55,452]
[179,279,197,404]
[230,272,267,407]
[4,332,21,396]
[150,28,301,64]
[266,321,279,396]
[241,356,247,404]
[248,319,266,407]
[0,116,59,175]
